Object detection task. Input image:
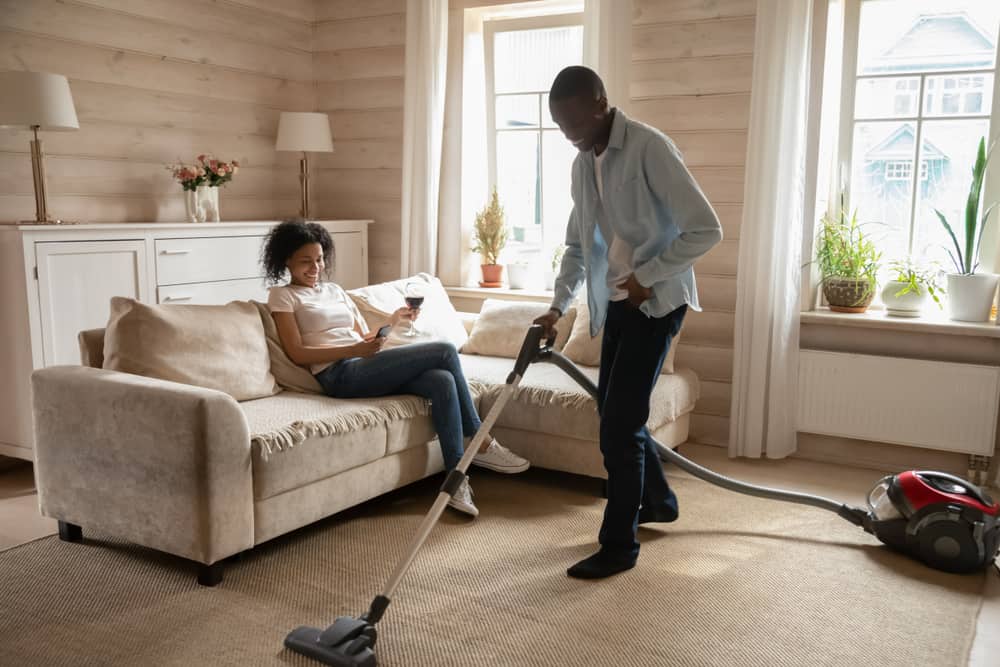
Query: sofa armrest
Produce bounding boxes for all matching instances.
[31,366,254,565]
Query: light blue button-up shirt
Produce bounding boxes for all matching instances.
[550,109,724,335]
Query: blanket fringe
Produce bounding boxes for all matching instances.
[252,396,431,462]
[251,379,603,462]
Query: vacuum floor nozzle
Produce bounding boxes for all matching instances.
[285,619,377,667]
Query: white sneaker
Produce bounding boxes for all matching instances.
[447,479,479,517]
[472,438,530,474]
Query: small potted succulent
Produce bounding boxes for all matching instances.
[880,258,943,317]
[471,187,508,287]
[816,204,881,313]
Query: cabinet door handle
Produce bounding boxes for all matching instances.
[162,295,192,302]
[160,249,192,255]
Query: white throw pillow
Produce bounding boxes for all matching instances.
[561,300,682,373]
[347,273,469,350]
[462,299,576,358]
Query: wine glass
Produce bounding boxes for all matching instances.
[403,282,426,337]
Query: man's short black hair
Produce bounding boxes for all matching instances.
[549,66,607,102]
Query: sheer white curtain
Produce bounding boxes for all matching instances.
[729,0,816,459]
[583,0,631,110]
[400,0,448,276]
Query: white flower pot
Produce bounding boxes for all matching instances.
[880,280,928,317]
[946,273,999,322]
[542,270,556,291]
[506,263,534,289]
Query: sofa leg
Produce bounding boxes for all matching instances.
[58,521,82,543]
[197,562,224,587]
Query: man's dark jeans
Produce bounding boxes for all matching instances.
[596,300,687,559]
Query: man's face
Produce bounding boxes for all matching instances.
[549,95,608,152]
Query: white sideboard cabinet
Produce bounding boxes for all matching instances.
[0,220,370,460]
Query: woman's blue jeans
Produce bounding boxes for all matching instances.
[314,342,482,470]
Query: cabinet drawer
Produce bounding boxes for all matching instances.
[155,236,265,286]
[158,278,269,305]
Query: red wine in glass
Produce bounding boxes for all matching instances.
[403,283,425,337]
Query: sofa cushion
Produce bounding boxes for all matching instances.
[243,391,433,499]
[347,273,468,350]
[561,300,683,374]
[102,297,278,401]
[459,354,699,441]
[461,299,576,357]
[250,300,323,394]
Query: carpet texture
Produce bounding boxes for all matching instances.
[0,470,987,666]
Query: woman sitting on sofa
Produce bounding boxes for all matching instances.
[262,219,528,516]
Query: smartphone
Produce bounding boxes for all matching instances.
[376,324,392,339]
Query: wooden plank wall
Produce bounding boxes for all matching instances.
[0,0,316,223]
[630,0,757,448]
[313,0,406,284]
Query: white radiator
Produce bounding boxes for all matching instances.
[797,350,1000,455]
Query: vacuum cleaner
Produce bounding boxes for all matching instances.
[285,325,1000,667]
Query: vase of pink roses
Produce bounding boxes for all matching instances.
[166,154,239,222]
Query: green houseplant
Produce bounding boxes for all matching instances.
[934,136,998,322]
[816,204,881,313]
[880,258,943,317]
[471,187,509,287]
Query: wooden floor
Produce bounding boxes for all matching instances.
[1,445,996,665]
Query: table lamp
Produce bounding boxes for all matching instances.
[0,71,79,224]
[275,111,334,219]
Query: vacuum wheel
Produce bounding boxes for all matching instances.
[915,519,982,573]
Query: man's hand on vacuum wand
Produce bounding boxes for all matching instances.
[618,273,652,308]
[533,309,560,340]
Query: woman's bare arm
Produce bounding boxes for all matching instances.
[272,311,383,366]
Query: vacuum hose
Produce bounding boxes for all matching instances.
[538,346,870,529]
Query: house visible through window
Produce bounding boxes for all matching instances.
[843,0,1000,270]
[484,13,584,270]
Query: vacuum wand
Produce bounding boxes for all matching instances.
[538,347,870,528]
[283,326,553,666]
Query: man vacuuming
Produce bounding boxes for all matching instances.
[534,66,723,579]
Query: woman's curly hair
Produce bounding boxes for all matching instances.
[261,219,335,285]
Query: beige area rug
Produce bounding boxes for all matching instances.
[0,470,987,667]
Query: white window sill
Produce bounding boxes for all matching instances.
[801,307,1000,339]
[445,285,554,302]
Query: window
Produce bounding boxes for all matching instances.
[839,0,1000,270]
[484,13,584,268]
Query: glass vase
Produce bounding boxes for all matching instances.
[196,185,220,223]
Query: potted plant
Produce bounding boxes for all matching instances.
[471,187,508,287]
[880,258,943,317]
[543,244,566,291]
[935,136,998,322]
[816,204,881,313]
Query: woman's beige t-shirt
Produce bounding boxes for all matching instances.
[267,282,370,374]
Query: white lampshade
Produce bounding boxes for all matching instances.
[0,71,79,131]
[275,112,334,153]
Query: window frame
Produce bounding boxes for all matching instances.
[834,0,1000,261]
[483,11,584,258]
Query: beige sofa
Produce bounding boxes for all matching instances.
[30,300,699,586]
